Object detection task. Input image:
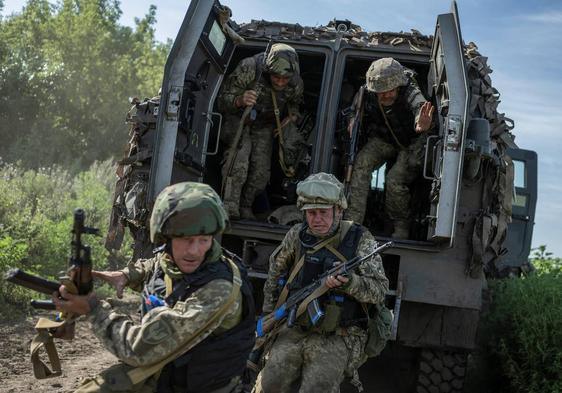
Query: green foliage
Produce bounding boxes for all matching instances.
[481,250,562,393]
[0,160,132,309]
[0,0,170,170]
[531,245,562,276]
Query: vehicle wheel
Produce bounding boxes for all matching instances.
[416,349,467,393]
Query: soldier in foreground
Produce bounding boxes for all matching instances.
[346,58,434,238]
[217,43,304,220]
[254,173,389,392]
[53,182,255,393]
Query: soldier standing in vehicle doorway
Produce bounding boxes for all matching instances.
[254,173,389,393]
[346,58,434,238]
[217,43,304,220]
[52,182,255,393]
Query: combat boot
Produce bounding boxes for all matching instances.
[224,201,240,220]
[392,220,410,239]
[240,207,256,220]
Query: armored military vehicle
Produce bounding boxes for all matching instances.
[105,1,538,392]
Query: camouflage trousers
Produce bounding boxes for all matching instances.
[347,135,426,224]
[221,115,302,215]
[253,326,367,393]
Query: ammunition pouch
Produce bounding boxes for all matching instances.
[364,304,393,358]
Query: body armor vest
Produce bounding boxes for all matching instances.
[293,223,367,329]
[364,80,421,147]
[144,256,255,393]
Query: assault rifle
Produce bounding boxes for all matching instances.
[6,208,99,313]
[221,39,273,197]
[256,241,393,337]
[344,84,366,196]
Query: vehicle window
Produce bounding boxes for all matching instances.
[513,159,526,188]
[209,20,226,55]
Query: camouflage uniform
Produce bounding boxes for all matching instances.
[75,182,255,393]
[255,173,389,393]
[347,58,429,231]
[217,44,304,218]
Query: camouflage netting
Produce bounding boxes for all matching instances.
[462,42,516,278]
[235,19,433,51]
[464,42,515,143]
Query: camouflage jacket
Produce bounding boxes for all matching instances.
[86,252,242,367]
[217,54,304,125]
[262,222,389,314]
[362,76,427,147]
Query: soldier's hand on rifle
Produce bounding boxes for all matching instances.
[92,270,128,299]
[52,285,98,316]
[415,101,434,133]
[325,274,349,289]
[235,90,258,108]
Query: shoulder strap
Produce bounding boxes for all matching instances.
[271,90,295,178]
[378,100,406,149]
[274,222,354,309]
[127,259,242,385]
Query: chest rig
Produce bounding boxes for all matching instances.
[144,256,256,393]
[289,222,368,331]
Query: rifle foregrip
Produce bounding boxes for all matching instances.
[5,268,60,295]
[31,299,56,310]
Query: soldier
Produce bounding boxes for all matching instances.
[254,173,389,392]
[347,57,434,238]
[217,43,304,220]
[52,182,255,393]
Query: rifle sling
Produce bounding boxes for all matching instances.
[271,90,294,178]
[274,221,353,310]
[378,101,406,150]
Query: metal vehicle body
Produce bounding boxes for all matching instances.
[110,1,538,391]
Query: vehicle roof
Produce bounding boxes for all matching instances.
[233,19,433,54]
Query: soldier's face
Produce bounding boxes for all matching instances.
[171,235,214,273]
[305,207,334,235]
[270,74,290,91]
[376,88,398,106]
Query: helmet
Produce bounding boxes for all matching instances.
[366,57,408,93]
[265,43,299,77]
[150,182,228,245]
[296,173,347,210]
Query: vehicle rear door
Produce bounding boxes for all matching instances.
[500,148,538,269]
[426,1,469,245]
[148,0,237,201]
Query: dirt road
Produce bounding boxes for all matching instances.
[0,297,137,393]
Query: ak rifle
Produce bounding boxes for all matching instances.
[344,84,366,196]
[256,241,393,337]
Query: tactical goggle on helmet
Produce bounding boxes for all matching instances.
[150,182,229,245]
[296,172,348,210]
[366,57,408,93]
[265,43,300,77]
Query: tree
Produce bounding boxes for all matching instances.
[0,0,170,170]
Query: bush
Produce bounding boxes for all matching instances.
[480,250,562,393]
[0,160,132,311]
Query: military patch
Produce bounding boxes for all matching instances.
[142,319,173,344]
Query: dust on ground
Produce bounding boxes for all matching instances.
[0,294,139,393]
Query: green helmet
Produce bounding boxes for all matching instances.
[150,182,228,245]
[366,57,408,93]
[296,172,348,210]
[265,43,300,77]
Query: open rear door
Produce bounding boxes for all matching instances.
[499,148,538,270]
[426,1,469,245]
[148,0,237,201]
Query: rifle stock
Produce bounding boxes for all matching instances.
[257,241,393,337]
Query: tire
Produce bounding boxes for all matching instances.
[416,349,467,393]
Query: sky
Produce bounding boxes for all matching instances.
[3,0,562,257]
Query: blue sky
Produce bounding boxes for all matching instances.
[3,0,562,257]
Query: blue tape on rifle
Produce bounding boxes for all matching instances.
[274,303,286,320]
[257,318,264,337]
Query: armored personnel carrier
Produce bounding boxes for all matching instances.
[105,1,538,391]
